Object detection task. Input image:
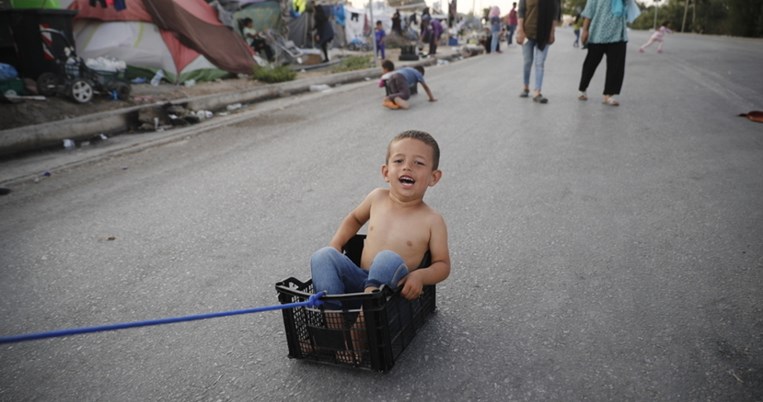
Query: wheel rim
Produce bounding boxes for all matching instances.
[71,80,93,103]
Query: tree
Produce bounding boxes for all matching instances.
[562,0,759,37]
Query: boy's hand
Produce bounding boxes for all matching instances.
[398,271,424,300]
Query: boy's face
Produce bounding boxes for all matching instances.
[382,138,442,201]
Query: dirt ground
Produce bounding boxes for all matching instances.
[0,68,334,131]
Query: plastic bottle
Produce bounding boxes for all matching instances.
[150,69,164,86]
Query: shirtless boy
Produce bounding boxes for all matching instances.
[310,130,450,302]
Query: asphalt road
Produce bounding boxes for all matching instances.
[1,29,762,401]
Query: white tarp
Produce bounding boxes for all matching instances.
[73,20,226,83]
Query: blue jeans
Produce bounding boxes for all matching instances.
[310,247,409,308]
[522,39,549,92]
[491,30,500,53]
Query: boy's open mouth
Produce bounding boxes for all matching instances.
[399,175,415,187]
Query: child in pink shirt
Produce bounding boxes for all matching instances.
[639,22,672,53]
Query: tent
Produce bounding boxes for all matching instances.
[68,0,256,83]
[288,4,367,49]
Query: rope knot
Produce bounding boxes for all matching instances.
[307,291,325,307]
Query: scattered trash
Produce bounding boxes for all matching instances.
[0,62,18,81]
[154,117,159,130]
[107,236,116,241]
[183,79,196,87]
[309,84,331,92]
[195,110,213,120]
[81,141,90,147]
[150,69,164,86]
[131,77,147,84]
[85,57,126,72]
[100,133,108,140]
[218,111,229,116]
[63,139,75,150]
[226,103,242,111]
[0,188,11,196]
[4,94,46,101]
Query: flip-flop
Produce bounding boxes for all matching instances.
[519,89,530,98]
[603,97,619,107]
[533,94,548,104]
[578,92,588,101]
[739,111,763,123]
[383,100,400,110]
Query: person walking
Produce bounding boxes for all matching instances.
[489,6,502,54]
[577,0,633,106]
[516,0,561,104]
[429,18,443,55]
[391,9,402,35]
[375,20,386,59]
[506,2,518,45]
[313,3,335,63]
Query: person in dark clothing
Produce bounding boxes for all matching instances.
[313,3,335,63]
[391,9,402,35]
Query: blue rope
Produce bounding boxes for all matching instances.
[0,291,325,344]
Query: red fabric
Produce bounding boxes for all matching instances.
[159,31,202,75]
[69,0,254,74]
[143,0,254,74]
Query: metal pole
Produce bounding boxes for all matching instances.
[369,0,376,64]
[653,0,661,31]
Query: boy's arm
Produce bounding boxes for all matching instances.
[421,82,436,102]
[328,189,375,251]
[399,214,450,300]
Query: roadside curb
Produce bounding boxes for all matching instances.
[0,54,460,157]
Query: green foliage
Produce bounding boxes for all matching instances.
[567,0,761,37]
[331,56,375,73]
[253,66,297,83]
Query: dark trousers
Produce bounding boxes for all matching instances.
[251,38,274,62]
[429,37,438,55]
[320,41,330,62]
[578,41,627,95]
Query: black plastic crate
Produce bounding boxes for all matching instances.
[275,234,436,372]
[275,278,435,372]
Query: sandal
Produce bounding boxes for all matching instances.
[578,91,588,101]
[519,89,530,98]
[383,99,400,110]
[532,94,548,104]
[602,96,620,106]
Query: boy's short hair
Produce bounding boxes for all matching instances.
[243,17,253,25]
[382,59,395,71]
[388,130,440,170]
[376,20,382,25]
[414,65,425,75]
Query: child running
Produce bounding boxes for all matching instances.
[639,21,672,53]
